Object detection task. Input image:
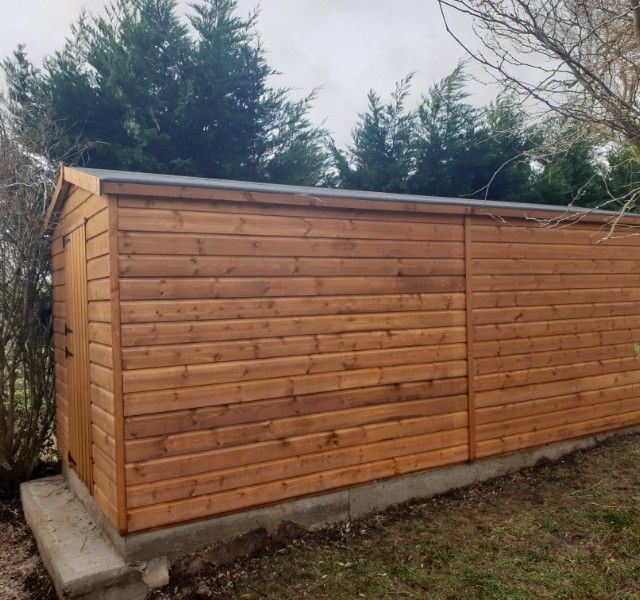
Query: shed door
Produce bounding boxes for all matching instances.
[63,224,93,491]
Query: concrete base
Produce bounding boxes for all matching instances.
[23,425,640,599]
[121,425,640,562]
[20,478,151,599]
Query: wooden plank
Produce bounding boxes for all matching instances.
[477,394,640,442]
[476,409,640,458]
[117,206,465,242]
[464,216,476,461]
[473,257,640,275]
[127,430,468,509]
[475,327,640,358]
[473,241,640,260]
[127,444,470,531]
[476,356,638,393]
[124,360,468,417]
[473,273,640,292]
[474,287,640,309]
[124,377,468,439]
[109,198,128,534]
[117,195,464,225]
[126,395,467,462]
[122,344,467,393]
[474,301,640,325]
[475,342,634,375]
[121,310,466,347]
[119,275,466,301]
[125,410,468,486]
[120,293,465,324]
[122,327,467,370]
[477,380,640,425]
[119,231,464,259]
[474,314,640,342]
[119,255,465,278]
[476,367,640,408]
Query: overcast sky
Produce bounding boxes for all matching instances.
[0,0,497,146]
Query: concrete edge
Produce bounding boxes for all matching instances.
[20,478,148,599]
[120,425,640,562]
[63,464,127,558]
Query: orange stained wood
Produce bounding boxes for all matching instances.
[63,223,93,490]
[46,166,640,535]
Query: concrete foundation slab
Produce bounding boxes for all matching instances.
[23,426,640,599]
[20,477,150,600]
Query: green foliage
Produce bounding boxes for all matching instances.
[411,63,480,197]
[332,75,415,192]
[4,0,330,184]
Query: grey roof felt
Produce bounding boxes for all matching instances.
[74,166,638,220]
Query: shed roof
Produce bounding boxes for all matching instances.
[44,164,640,232]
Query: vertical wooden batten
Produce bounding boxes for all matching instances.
[107,195,128,534]
[464,215,477,461]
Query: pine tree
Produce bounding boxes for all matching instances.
[410,64,479,197]
[333,75,414,193]
[3,0,329,184]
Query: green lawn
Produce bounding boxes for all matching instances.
[6,433,640,599]
[155,433,640,599]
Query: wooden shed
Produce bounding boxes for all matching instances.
[45,165,640,541]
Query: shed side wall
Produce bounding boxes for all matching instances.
[117,196,469,532]
[51,187,119,526]
[470,217,640,457]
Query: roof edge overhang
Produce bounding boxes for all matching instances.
[43,164,640,231]
[41,165,102,234]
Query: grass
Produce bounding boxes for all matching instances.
[5,433,640,599]
[154,433,640,600]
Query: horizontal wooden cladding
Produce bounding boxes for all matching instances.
[117,195,465,223]
[127,429,467,511]
[126,394,468,462]
[120,255,465,278]
[475,314,640,342]
[473,258,640,275]
[122,310,466,347]
[474,241,640,260]
[477,394,640,443]
[123,343,467,394]
[474,287,640,309]
[124,361,468,417]
[126,409,468,486]
[474,300,640,325]
[475,327,640,358]
[475,342,633,375]
[476,409,640,459]
[473,273,640,291]
[125,377,467,439]
[128,443,468,531]
[117,206,464,241]
[123,327,466,370]
[471,222,640,246]
[477,380,640,425]
[476,356,637,393]
[120,293,464,324]
[476,362,640,409]
[120,276,465,301]
[119,231,464,259]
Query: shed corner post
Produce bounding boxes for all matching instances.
[464,214,477,462]
[108,194,128,535]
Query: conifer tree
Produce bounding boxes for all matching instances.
[3,0,329,184]
[332,75,414,193]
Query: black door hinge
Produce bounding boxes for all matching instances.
[65,347,74,358]
[64,324,73,335]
